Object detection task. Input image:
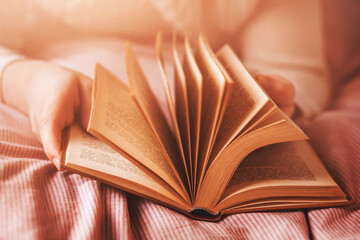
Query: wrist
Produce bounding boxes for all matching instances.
[2,59,37,114]
[0,55,26,104]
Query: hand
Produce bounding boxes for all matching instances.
[2,60,92,170]
[255,74,296,117]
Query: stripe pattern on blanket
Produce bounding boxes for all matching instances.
[1,75,360,239]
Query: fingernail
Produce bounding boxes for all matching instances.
[52,158,60,170]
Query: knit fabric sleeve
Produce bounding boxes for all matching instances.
[238,0,329,117]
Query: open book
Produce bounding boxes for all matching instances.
[60,34,349,221]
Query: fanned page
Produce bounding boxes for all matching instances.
[195,34,229,190]
[172,36,192,184]
[205,45,234,162]
[155,33,190,186]
[196,106,307,208]
[124,42,190,193]
[62,121,190,212]
[208,45,269,162]
[215,141,348,213]
[195,47,308,208]
[214,45,305,144]
[182,37,202,192]
[87,64,189,203]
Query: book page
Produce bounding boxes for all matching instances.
[195,34,228,189]
[172,36,192,182]
[155,33,189,183]
[209,45,269,162]
[235,101,276,139]
[215,141,347,211]
[226,142,316,190]
[195,113,307,208]
[183,37,202,191]
[125,43,189,191]
[210,58,234,152]
[88,64,189,201]
[63,122,189,211]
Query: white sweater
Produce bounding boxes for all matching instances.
[0,0,328,117]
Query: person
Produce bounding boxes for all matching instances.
[0,0,327,170]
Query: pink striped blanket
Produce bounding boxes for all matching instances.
[1,66,360,239]
[1,1,360,234]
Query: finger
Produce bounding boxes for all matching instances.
[280,105,295,117]
[29,111,41,141]
[78,75,93,131]
[255,74,295,106]
[255,74,270,90]
[39,120,62,170]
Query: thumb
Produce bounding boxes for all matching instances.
[39,120,62,170]
[78,74,93,131]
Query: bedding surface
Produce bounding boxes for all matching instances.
[1,75,359,239]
